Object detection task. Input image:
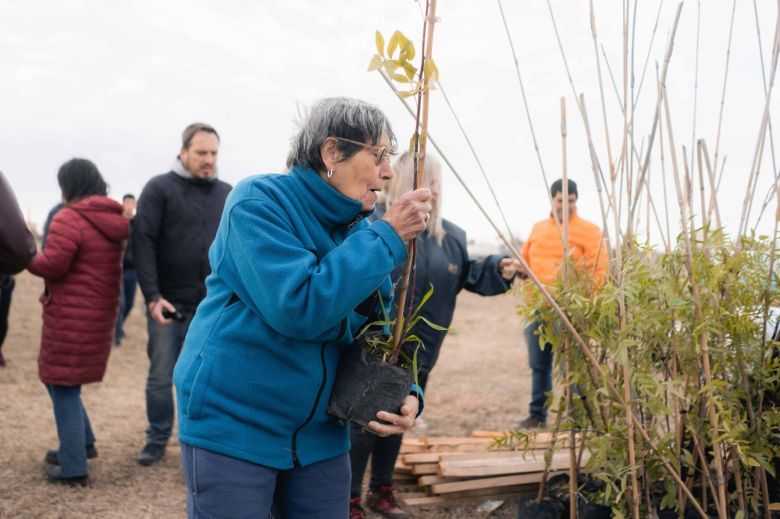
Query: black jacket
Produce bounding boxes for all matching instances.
[384,213,510,373]
[0,171,36,275]
[133,171,231,310]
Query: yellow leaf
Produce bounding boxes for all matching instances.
[399,90,416,99]
[391,72,410,83]
[367,55,383,72]
[423,58,440,81]
[375,31,385,57]
[408,133,418,153]
[403,40,415,61]
[388,30,403,58]
[403,62,417,80]
[383,60,396,76]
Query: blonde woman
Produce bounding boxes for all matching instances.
[349,152,520,519]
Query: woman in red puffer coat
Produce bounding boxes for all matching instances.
[27,158,129,486]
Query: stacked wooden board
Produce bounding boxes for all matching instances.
[393,430,587,506]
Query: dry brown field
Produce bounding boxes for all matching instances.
[0,271,531,518]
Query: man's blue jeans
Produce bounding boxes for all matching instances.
[46,384,96,477]
[181,444,350,518]
[525,319,553,422]
[145,310,192,445]
[115,268,137,343]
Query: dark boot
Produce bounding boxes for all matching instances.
[137,442,166,466]
[45,444,98,465]
[44,463,88,487]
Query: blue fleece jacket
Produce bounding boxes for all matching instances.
[173,166,409,469]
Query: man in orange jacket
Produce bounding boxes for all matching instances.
[516,179,606,429]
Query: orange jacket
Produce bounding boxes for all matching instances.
[521,212,607,286]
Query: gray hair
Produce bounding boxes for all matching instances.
[182,123,219,149]
[286,97,397,173]
[382,152,446,245]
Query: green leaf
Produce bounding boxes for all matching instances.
[735,511,745,519]
[367,54,383,72]
[375,31,385,57]
[419,316,448,331]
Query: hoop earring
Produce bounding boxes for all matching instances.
[327,169,333,179]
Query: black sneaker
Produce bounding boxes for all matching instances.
[44,463,88,487]
[513,415,547,430]
[137,442,166,466]
[45,444,98,465]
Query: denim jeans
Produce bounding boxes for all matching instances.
[115,268,137,342]
[181,444,350,518]
[525,319,553,422]
[0,275,14,350]
[46,384,96,477]
[145,309,192,445]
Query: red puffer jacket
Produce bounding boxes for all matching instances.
[28,196,129,386]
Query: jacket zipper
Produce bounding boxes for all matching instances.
[290,341,329,466]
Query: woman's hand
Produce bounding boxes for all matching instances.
[382,189,432,241]
[366,395,419,437]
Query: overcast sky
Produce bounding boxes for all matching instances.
[1,1,778,247]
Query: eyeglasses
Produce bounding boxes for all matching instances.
[330,136,395,166]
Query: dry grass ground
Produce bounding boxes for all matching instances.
[0,272,531,518]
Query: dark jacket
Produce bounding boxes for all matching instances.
[0,172,36,275]
[27,196,129,386]
[122,219,134,269]
[133,171,231,310]
[388,215,510,373]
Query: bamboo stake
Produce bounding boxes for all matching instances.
[696,141,708,231]
[496,0,564,244]
[688,1,701,183]
[628,3,684,232]
[435,79,515,242]
[578,94,615,268]
[658,92,673,252]
[390,0,438,363]
[738,11,780,238]
[560,97,578,519]
[662,83,729,519]
[380,58,710,519]
[710,0,737,203]
[752,0,779,181]
[699,140,723,229]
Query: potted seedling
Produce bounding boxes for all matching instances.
[328,2,443,432]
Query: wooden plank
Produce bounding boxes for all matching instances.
[470,430,507,438]
[417,475,454,487]
[442,484,537,499]
[439,451,590,478]
[403,449,518,464]
[411,463,439,475]
[431,471,565,494]
[423,437,494,446]
[401,491,525,506]
[769,503,780,511]
[395,492,427,500]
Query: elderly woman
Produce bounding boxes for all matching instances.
[27,159,129,485]
[172,97,432,518]
[349,152,519,519]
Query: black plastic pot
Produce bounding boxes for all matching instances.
[327,339,414,431]
[547,473,612,519]
[517,495,564,519]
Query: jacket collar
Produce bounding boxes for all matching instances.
[290,166,367,228]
